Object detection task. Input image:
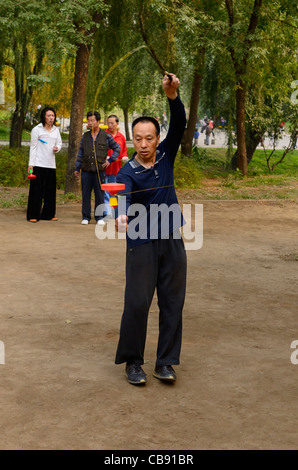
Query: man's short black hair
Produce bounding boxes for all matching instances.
[87,111,101,122]
[40,107,56,126]
[132,116,160,136]
[108,114,119,123]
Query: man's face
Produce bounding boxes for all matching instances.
[87,115,99,130]
[107,117,118,134]
[45,110,55,127]
[133,122,160,162]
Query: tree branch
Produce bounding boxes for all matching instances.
[225,0,236,66]
[247,0,262,35]
[139,2,166,74]
[225,0,234,29]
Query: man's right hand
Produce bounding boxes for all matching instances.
[163,73,179,100]
[74,171,80,178]
[115,215,128,233]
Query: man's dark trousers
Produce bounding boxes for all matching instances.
[81,171,105,221]
[115,233,187,366]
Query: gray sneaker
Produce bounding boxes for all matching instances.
[125,362,147,385]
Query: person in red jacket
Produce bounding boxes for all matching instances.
[105,115,128,217]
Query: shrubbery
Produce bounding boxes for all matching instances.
[174,154,202,188]
[0,147,28,187]
[0,145,296,192]
[0,146,68,190]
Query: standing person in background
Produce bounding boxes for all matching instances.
[161,111,168,132]
[74,111,120,225]
[193,127,199,146]
[104,115,128,218]
[205,122,212,145]
[27,107,62,223]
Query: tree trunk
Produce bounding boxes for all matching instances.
[9,107,24,148]
[235,80,248,176]
[9,37,43,148]
[181,51,205,157]
[123,107,130,141]
[231,126,262,170]
[65,43,91,194]
[9,38,26,148]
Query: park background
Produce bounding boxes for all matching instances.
[0,0,297,207]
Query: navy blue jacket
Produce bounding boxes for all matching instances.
[116,96,186,248]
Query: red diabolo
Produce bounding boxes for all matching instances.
[27,170,36,180]
[101,183,125,209]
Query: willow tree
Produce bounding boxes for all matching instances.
[0,0,52,147]
[223,0,264,176]
[61,0,109,194]
[135,0,217,157]
[85,0,163,140]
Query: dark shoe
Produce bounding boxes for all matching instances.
[125,362,147,385]
[153,365,176,383]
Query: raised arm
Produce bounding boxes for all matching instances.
[162,73,186,159]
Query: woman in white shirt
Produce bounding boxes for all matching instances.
[26,107,62,222]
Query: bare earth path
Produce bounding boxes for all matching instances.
[0,198,297,450]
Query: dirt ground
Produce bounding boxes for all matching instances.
[0,196,297,450]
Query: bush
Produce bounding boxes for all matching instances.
[0,146,68,189]
[56,148,68,190]
[174,154,203,188]
[0,147,28,186]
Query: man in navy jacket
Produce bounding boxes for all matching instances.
[115,73,187,385]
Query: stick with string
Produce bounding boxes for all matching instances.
[139,3,172,82]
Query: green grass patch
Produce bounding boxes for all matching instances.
[249,149,298,176]
[0,188,28,208]
[191,146,298,178]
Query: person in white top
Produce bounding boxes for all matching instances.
[26,107,62,222]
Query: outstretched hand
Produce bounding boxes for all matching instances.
[162,73,180,100]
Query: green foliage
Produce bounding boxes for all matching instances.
[174,155,203,188]
[0,146,68,190]
[191,145,223,168]
[0,147,28,186]
[56,149,68,190]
